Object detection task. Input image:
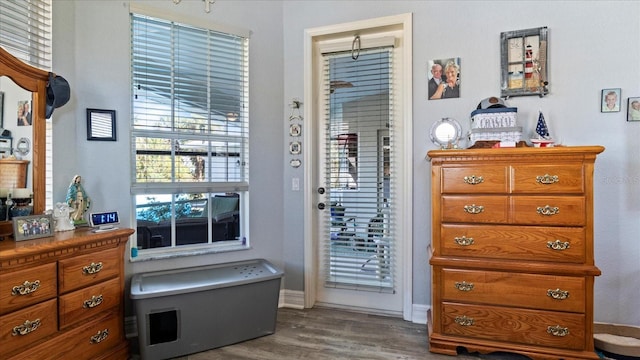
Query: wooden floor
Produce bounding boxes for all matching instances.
[171,307,530,360]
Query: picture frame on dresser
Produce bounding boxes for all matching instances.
[12,214,53,241]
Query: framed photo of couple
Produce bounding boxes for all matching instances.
[427,57,461,100]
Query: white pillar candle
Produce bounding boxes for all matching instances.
[13,188,32,199]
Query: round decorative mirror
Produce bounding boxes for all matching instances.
[430,117,462,149]
[15,137,31,156]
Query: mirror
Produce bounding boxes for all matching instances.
[0,47,49,214]
[430,117,462,149]
[15,138,30,156]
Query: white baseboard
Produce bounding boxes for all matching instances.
[278,289,429,325]
[411,304,429,324]
[279,289,305,309]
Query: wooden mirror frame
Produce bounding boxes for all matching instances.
[0,47,49,214]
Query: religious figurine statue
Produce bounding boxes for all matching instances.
[49,202,75,232]
[66,175,91,224]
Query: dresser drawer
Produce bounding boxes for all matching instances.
[18,312,122,360]
[441,302,586,350]
[58,246,120,294]
[442,196,508,224]
[441,165,508,194]
[440,268,586,312]
[440,224,586,263]
[511,164,584,194]
[0,263,57,315]
[59,277,121,330]
[0,299,58,358]
[511,196,585,226]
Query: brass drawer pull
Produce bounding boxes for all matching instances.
[536,205,559,216]
[11,280,41,296]
[454,236,474,246]
[547,288,569,300]
[89,329,109,344]
[536,174,559,184]
[463,204,484,214]
[82,262,103,275]
[454,315,474,326]
[547,240,570,250]
[12,319,41,336]
[83,294,104,309]
[463,175,484,185]
[454,281,474,292]
[547,325,569,337]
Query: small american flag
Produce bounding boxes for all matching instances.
[536,111,549,139]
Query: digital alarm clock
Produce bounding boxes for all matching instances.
[90,211,120,231]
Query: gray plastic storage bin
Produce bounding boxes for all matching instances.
[130,259,283,360]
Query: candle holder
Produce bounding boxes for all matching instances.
[0,197,6,221]
[10,196,33,219]
[3,194,13,221]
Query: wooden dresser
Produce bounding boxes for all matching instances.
[427,146,604,360]
[0,227,133,360]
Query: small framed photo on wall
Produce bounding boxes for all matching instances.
[628,97,640,121]
[601,88,621,113]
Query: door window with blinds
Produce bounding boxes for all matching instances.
[130,9,249,252]
[323,45,395,292]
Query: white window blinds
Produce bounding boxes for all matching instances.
[131,12,249,194]
[0,0,52,70]
[322,47,395,292]
[0,0,52,210]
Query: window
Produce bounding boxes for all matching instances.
[0,0,52,70]
[130,8,249,253]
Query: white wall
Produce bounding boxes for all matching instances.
[50,0,639,325]
[51,0,285,313]
[281,0,640,325]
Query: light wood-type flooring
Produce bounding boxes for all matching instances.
[169,307,532,360]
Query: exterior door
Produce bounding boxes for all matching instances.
[314,40,402,314]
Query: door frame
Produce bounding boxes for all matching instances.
[302,13,413,321]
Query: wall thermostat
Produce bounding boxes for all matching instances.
[90,210,120,231]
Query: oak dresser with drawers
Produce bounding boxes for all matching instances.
[0,227,133,359]
[427,146,604,360]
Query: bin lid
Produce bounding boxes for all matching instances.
[130,258,283,299]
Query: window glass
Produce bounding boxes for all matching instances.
[135,192,242,249]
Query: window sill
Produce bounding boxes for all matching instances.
[129,242,250,262]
